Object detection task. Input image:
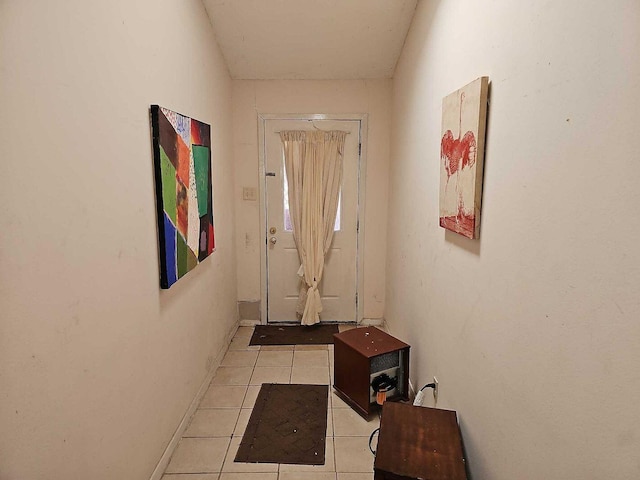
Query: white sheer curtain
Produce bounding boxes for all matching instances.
[280,130,346,326]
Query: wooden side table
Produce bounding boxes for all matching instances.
[374,402,468,480]
[333,326,409,418]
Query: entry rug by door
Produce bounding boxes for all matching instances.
[249,324,339,346]
[235,384,329,465]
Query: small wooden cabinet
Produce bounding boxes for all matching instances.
[374,402,468,480]
[333,327,409,418]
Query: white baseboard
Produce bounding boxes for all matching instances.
[239,319,260,326]
[360,317,384,326]
[149,321,239,480]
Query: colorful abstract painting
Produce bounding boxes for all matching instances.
[439,77,489,239]
[150,105,215,288]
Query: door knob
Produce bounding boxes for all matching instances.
[269,236,277,245]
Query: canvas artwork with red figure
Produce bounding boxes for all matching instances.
[439,77,489,239]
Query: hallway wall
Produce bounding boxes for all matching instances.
[0,1,237,479]
[386,0,640,478]
[232,80,391,322]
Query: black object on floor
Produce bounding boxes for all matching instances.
[249,324,339,346]
[235,384,329,465]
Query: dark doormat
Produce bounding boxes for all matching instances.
[235,383,329,465]
[249,324,339,346]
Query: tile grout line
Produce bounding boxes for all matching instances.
[278,348,291,479]
[220,344,255,477]
[218,429,234,479]
[227,343,255,475]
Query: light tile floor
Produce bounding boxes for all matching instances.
[162,325,378,480]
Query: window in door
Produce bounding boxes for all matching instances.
[283,158,341,232]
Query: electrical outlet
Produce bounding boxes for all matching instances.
[433,376,439,403]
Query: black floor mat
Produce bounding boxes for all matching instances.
[235,384,329,465]
[249,324,339,346]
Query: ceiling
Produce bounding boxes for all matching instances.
[203,0,418,80]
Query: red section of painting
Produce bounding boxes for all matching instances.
[208,223,215,254]
[176,178,189,237]
[439,213,475,239]
[441,130,476,177]
[176,135,190,187]
[191,118,202,146]
[440,91,477,238]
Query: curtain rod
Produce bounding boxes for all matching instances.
[275,130,350,134]
[276,119,351,134]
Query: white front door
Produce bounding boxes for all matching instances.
[263,118,361,323]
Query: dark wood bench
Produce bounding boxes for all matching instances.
[374,402,468,480]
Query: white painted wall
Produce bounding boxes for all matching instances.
[0,1,236,479]
[386,0,640,479]
[233,80,391,321]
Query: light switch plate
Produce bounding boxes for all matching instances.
[242,187,257,201]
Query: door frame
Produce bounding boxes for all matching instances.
[258,113,368,325]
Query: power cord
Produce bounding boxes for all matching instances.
[413,382,436,406]
[368,427,380,455]
[368,409,384,456]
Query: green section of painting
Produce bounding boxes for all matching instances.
[187,245,198,272]
[160,146,177,224]
[177,232,198,278]
[177,233,188,278]
[193,145,210,217]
